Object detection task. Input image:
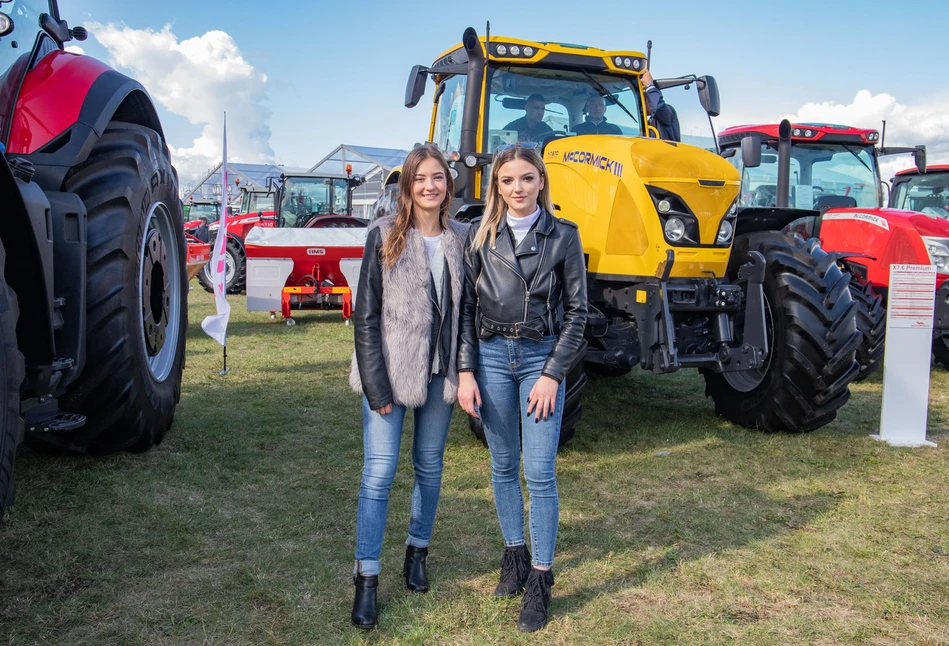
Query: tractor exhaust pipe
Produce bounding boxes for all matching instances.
[457,27,485,200]
[776,119,792,208]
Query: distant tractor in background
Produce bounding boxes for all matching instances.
[0,2,188,520]
[243,169,368,324]
[718,120,948,379]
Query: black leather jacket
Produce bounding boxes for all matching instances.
[353,226,454,409]
[458,209,588,383]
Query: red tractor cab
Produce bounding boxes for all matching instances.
[718,120,947,377]
[244,171,368,324]
[183,199,220,241]
[0,1,188,518]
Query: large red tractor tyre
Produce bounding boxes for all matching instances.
[467,340,587,449]
[703,233,861,433]
[29,122,188,455]
[0,240,25,521]
[197,236,245,294]
[850,280,886,381]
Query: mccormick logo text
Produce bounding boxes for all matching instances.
[561,150,624,178]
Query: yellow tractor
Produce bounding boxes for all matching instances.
[399,27,861,444]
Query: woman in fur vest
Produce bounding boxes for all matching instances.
[349,144,467,630]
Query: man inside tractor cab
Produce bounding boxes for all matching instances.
[503,94,554,143]
[573,94,623,136]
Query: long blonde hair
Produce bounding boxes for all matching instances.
[472,145,555,249]
[381,144,455,267]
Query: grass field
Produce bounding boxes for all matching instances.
[2,287,948,645]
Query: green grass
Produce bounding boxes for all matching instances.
[2,286,948,645]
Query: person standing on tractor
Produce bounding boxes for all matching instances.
[642,69,680,142]
[503,94,554,143]
[457,145,588,632]
[348,145,467,630]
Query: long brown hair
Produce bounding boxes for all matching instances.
[380,144,454,267]
[473,145,555,249]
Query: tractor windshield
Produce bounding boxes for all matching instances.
[734,141,880,210]
[892,172,949,219]
[278,176,351,227]
[188,202,220,222]
[239,190,274,215]
[483,65,642,151]
[0,0,53,145]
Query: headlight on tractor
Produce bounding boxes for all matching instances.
[646,186,699,245]
[922,237,949,272]
[716,219,734,244]
[664,217,686,241]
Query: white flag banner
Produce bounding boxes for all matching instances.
[201,114,231,346]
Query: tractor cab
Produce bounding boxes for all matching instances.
[274,172,366,229]
[237,184,275,217]
[718,122,926,235]
[890,165,949,219]
[185,199,221,226]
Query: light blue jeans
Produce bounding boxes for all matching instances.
[354,375,453,576]
[477,335,565,568]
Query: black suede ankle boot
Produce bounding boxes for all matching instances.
[351,574,378,629]
[403,545,430,593]
[494,544,532,597]
[516,568,554,632]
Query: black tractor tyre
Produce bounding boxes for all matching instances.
[850,280,886,381]
[467,340,587,449]
[0,240,24,521]
[932,333,949,369]
[28,122,188,455]
[197,235,245,294]
[703,233,861,433]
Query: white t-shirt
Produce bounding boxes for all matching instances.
[506,206,541,246]
[423,233,444,374]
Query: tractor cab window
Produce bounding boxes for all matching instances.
[734,141,879,209]
[240,191,275,214]
[892,174,949,219]
[0,0,53,145]
[278,177,352,227]
[188,202,221,223]
[432,74,467,154]
[484,65,642,153]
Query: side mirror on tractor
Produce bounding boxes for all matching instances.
[915,146,927,174]
[405,65,428,109]
[741,135,762,168]
[697,75,720,118]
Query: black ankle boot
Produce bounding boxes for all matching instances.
[351,574,378,629]
[494,544,532,597]
[517,568,554,632]
[403,545,429,593]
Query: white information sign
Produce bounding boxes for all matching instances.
[875,264,938,447]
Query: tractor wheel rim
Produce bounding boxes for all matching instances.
[723,293,775,393]
[202,244,236,285]
[139,201,181,381]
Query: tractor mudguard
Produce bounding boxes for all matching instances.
[9,52,163,191]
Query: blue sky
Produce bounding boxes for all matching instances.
[58,0,949,182]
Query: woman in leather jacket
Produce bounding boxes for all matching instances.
[348,145,467,630]
[457,145,588,632]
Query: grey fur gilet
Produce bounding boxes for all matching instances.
[349,216,467,407]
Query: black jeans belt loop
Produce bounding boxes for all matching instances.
[481,316,546,342]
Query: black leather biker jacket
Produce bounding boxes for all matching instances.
[458,208,588,383]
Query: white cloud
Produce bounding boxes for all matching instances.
[781,90,949,179]
[64,45,85,55]
[88,23,273,186]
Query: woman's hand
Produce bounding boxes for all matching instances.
[527,375,560,421]
[374,404,393,415]
[458,371,482,418]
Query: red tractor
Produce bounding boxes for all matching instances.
[718,120,947,379]
[244,170,367,324]
[889,164,949,366]
[190,186,276,293]
[0,3,188,520]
